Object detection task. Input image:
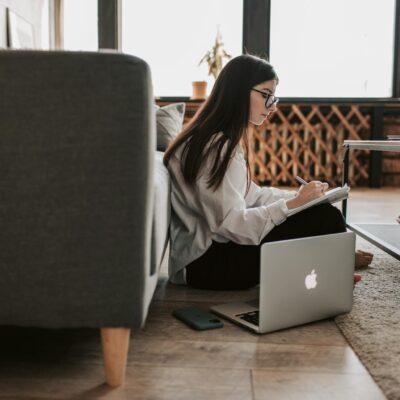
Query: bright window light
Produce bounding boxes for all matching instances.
[64,0,98,51]
[40,0,50,49]
[122,0,243,97]
[270,0,396,97]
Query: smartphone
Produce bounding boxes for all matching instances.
[172,307,224,330]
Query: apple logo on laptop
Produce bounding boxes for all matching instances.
[305,269,317,290]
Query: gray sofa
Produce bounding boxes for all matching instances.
[0,50,170,385]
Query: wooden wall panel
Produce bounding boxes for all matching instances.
[250,104,372,187]
[157,100,400,187]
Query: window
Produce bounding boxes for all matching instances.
[122,0,243,97]
[64,0,98,51]
[40,0,50,49]
[270,0,396,97]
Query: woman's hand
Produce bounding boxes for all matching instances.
[286,181,329,209]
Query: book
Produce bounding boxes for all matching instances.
[288,184,349,217]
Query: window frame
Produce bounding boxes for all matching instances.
[98,0,121,50]
[93,0,400,99]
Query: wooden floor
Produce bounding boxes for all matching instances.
[1,188,399,399]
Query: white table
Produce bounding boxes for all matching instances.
[342,140,400,260]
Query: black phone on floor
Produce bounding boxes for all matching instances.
[172,307,224,330]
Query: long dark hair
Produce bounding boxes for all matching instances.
[163,54,278,191]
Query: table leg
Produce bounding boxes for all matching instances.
[342,144,349,219]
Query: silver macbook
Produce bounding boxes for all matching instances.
[210,232,356,334]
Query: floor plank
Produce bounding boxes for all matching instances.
[153,275,259,303]
[141,300,348,346]
[251,369,386,400]
[0,367,253,400]
[128,338,367,375]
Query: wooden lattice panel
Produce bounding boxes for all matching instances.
[250,104,371,187]
[382,114,400,186]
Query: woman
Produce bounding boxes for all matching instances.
[164,54,372,290]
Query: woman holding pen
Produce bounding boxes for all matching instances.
[164,54,373,290]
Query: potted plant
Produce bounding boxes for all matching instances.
[192,28,232,100]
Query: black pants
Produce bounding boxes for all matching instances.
[186,203,346,290]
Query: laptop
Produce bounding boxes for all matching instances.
[210,232,356,334]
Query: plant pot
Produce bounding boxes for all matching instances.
[191,81,207,100]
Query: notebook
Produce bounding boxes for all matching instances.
[288,185,349,217]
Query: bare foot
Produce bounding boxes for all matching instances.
[354,273,362,287]
[355,250,373,268]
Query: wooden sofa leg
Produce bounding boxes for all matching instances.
[101,327,131,386]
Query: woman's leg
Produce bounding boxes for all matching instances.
[186,239,260,290]
[261,203,346,244]
[186,203,346,291]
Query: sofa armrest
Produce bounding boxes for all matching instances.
[0,50,155,330]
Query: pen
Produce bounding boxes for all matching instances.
[295,176,308,185]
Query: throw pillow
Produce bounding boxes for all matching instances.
[156,103,186,151]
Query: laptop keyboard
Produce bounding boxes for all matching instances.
[236,310,259,326]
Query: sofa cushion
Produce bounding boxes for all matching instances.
[156,103,185,151]
[151,151,171,275]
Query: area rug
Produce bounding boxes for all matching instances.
[335,239,400,400]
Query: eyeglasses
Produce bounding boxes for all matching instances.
[252,88,279,109]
